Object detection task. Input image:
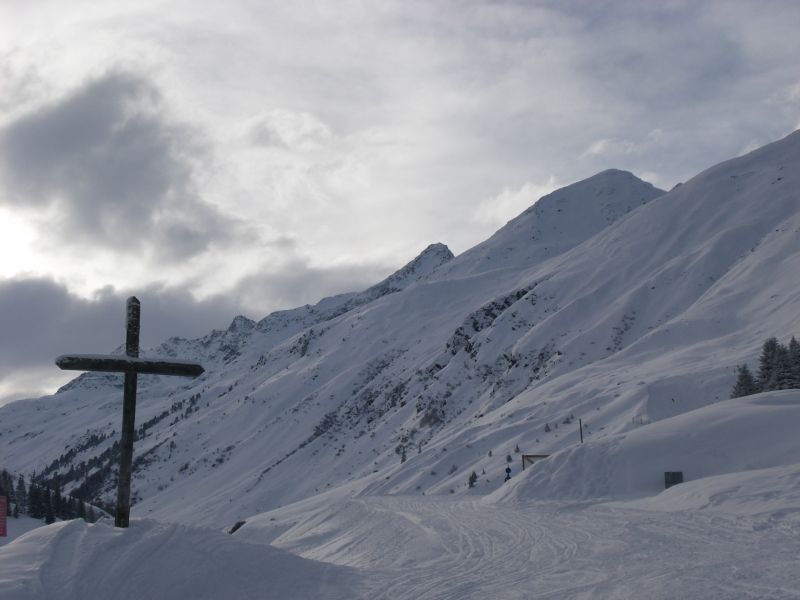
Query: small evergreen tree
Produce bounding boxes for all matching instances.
[44,490,55,525]
[468,471,478,488]
[773,345,794,390]
[28,484,43,519]
[788,337,800,385]
[757,337,780,391]
[52,479,64,520]
[730,364,758,398]
[514,444,520,453]
[77,499,87,521]
[400,445,407,464]
[15,475,27,515]
[544,423,551,433]
[506,454,512,463]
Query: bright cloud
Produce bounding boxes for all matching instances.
[1,0,799,400]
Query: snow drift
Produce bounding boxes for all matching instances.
[0,519,360,600]
[490,391,800,503]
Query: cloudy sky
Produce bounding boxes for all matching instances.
[1,0,799,402]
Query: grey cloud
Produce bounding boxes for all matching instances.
[0,276,240,383]
[233,258,394,314]
[0,257,397,400]
[0,70,237,260]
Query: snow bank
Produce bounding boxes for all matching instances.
[0,516,43,548]
[238,495,447,569]
[0,519,360,600]
[610,463,800,518]
[490,391,800,503]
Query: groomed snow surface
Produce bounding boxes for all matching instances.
[3,390,800,599]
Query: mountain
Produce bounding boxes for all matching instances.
[1,131,799,531]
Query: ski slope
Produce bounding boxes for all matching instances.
[3,490,798,600]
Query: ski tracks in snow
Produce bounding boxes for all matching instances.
[287,497,800,599]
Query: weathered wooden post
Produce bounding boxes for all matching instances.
[118,297,140,528]
[56,297,204,528]
[0,496,7,537]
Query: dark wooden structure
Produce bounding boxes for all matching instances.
[521,454,550,470]
[56,297,203,528]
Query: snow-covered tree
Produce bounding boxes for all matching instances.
[730,364,759,398]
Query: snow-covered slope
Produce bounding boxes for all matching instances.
[1,131,799,532]
[0,519,359,600]
[489,390,800,503]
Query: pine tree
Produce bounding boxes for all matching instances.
[76,499,87,521]
[788,336,800,388]
[400,445,407,464]
[773,345,794,390]
[15,475,27,515]
[468,471,478,488]
[757,337,781,391]
[730,364,759,398]
[52,479,64,520]
[544,423,551,433]
[514,444,520,453]
[44,490,55,525]
[28,484,43,519]
[506,454,512,463]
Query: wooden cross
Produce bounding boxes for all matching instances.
[55,297,204,528]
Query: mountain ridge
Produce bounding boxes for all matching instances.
[1,130,799,528]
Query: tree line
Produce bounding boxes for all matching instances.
[731,336,800,398]
[0,468,100,524]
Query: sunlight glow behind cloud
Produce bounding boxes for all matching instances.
[1,0,799,400]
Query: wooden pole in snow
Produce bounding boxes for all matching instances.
[56,297,204,528]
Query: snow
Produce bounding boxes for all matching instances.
[0,516,43,548]
[0,519,359,600]
[234,495,800,599]
[613,463,800,517]
[1,131,800,597]
[490,391,800,503]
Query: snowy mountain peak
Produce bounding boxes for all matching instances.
[227,315,256,333]
[373,242,454,290]
[518,168,663,224]
[436,169,665,278]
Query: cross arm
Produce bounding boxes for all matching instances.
[56,354,204,377]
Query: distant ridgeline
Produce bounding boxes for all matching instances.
[731,337,800,398]
[0,468,102,524]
